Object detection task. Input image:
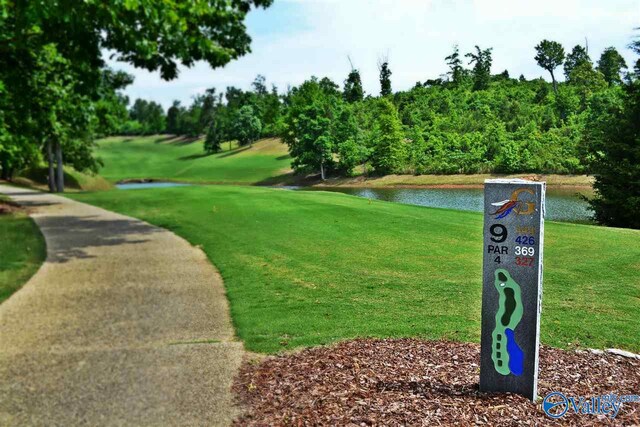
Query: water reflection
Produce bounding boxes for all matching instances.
[116,182,192,190]
[298,186,592,223]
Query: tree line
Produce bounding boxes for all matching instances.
[115,35,639,228]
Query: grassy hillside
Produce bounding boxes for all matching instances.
[69,186,640,354]
[96,135,292,184]
[96,134,592,189]
[0,197,46,303]
[13,166,113,192]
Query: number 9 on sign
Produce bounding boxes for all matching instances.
[490,224,507,243]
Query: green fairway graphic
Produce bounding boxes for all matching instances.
[491,269,524,376]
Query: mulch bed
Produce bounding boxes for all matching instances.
[233,339,640,426]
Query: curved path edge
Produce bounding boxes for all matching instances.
[0,185,244,426]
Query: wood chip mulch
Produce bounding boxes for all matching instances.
[233,339,640,426]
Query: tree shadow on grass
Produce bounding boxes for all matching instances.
[35,214,162,264]
[216,146,251,158]
[152,135,181,144]
[169,136,201,146]
[177,152,215,161]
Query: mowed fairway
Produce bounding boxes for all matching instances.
[70,186,640,353]
[96,135,292,184]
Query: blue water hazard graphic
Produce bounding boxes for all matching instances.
[505,328,524,376]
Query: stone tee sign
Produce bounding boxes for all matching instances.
[479,179,545,400]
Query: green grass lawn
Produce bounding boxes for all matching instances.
[96,135,292,184]
[0,202,46,303]
[69,186,640,353]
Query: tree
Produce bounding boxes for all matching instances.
[0,0,273,191]
[564,45,591,80]
[379,60,392,96]
[252,75,268,96]
[371,98,406,174]
[204,109,229,154]
[129,99,166,134]
[597,47,628,85]
[284,78,338,180]
[319,77,341,97]
[583,37,640,228]
[445,45,465,86]
[93,68,133,137]
[199,89,218,134]
[585,85,640,228]
[204,97,233,153]
[535,40,565,94]
[343,66,364,103]
[258,84,284,137]
[166,101,182,134]
[333,105,367,175]
[466,46,493,91]
[232,106,262,147]
[568,62,607,106]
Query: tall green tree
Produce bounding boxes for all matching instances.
[466,46,493,91]
[232,106,262,147]
[199,89,218,134]
[597,47,628,85]
[205,106,230,154]
[333,104,367,175]
[251,75,268,96]
[284,78,339,180]
[379,61,392,96]
[583,37,640,228]
[445,45,465,86]
[564,45,591,80]
[344,68,364,103]
[568,62,607,107]
[371,98,406,174]
[535,40,565,94]
[585,84,639,228]
[166,101,182,135]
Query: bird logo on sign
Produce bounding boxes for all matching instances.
[491,188,535,219]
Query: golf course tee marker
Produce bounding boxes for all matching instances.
[480,179,545,401]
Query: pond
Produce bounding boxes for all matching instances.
[297,186,593,223]
[115,181,593,223]
[116,182,192,190]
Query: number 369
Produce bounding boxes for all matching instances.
[515,246,535,256]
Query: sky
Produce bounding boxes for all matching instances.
[106,0,640,110]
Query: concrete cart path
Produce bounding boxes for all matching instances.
[0,185,243,426]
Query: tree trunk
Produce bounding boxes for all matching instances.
[0,157,9,181]
[229,140,232,151]
[320,161,325,181]
[55,141,64,193]
[47,140,57,192]
[550,70,558,95]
